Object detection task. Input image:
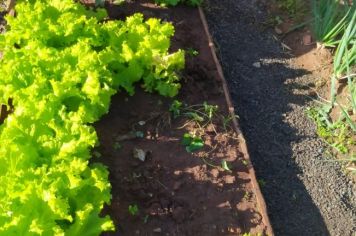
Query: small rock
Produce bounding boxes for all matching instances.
[252,62,261,68]
[153,228,162,233]
[223,175,236,184]
[135,230,140,235]
[218,201,232,208]
[274,26,283,34]
[210,169,219,178]
[303,34,312,45]
[133,148,146,162]
[206,123,216,133]
[147,203,162,216]
[138,120,146,126]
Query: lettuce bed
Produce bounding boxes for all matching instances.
[0,0,184,235]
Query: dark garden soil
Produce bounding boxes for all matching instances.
[94,1,271,235]
[203,0,356,235]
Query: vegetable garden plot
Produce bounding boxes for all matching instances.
[0,0,272,235]
[98,1,272,235]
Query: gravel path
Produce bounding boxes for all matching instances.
[203,1,356,235]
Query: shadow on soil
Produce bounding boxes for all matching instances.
[204,0,330,235]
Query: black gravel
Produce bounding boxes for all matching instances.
[203,0,356,235]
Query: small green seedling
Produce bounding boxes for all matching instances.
[243,191,251,201]
[113,0,125,5]
[128,204,139,216]
[186,48,199,57]
[221,160,232,172]
[135,131,144,138]
[243,233,263,236]
[307,106,352,154]
[113,142,122,150]
[182,133,204,152]
[221,114,239,131]
[143,214,149,224]
[169,100,182,118]
[203,102,218,120]
[258,179,266,187]
[186,111,204,122]
[169,100,219,126]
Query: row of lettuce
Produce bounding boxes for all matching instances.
[0,0,185,234]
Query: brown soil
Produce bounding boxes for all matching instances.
[94,1,269,235]
[265,0,334,102]
[285,31,334,100]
